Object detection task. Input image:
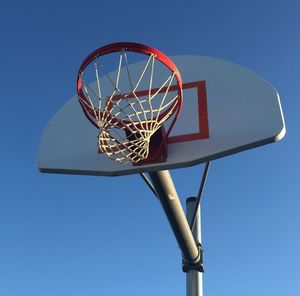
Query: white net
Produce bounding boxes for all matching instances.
[78,50,181,163]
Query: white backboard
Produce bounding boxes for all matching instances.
[37,55,285,176]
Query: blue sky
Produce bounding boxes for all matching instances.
[0,0,299,295]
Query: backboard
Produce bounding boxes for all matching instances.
[37,55,285,176]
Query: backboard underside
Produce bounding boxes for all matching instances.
[37,55,285,176]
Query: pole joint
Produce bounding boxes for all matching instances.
[182,242,204,273]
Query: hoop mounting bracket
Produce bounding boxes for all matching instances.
[182,242,204,273]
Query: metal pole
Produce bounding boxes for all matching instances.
[186,197,203,296]
[148,170,199,263]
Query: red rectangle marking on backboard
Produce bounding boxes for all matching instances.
[167,81,209,144]
[110,80,209,144]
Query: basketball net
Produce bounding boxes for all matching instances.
[77,43,182,164]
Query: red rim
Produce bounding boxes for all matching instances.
[77,42,183,162]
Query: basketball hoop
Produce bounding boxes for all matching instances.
[77,42,183,164]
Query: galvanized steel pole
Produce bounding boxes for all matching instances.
[186,197,203,296]
[148,170,199,263]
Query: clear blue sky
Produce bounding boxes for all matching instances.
[0,1,299,295]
